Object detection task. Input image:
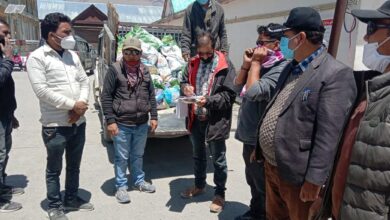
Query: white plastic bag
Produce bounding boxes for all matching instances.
[140,41,158,67]
[161,45,186,72]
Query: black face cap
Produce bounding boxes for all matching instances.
[352,1,390,23]
[269,7,326,33]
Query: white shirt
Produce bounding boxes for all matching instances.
[27,43,89,127]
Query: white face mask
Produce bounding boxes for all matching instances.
[54,34,76,50]
[363,37,390,73]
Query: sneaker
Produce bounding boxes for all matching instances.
[64,196,94,211]
[133,182,156,193]
[47,208,68,220]
[210,195,225,213]
[0,185,24,196]
[115,187,130,204]
[0,199,22,213]
[180,186,205,199]
[235,210,255,220]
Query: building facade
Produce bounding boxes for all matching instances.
[72,4,107,47]
[0,0,39,40]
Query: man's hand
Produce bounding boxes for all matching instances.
[182,53,190,62]
[68,110,81,124]
[150,120,158,133]
[243,48,254,67]
[222,51,228,57]
[107,123,119,137]
[12,116,19,129]
[73,101,88,115]
[196,96,207,107]
[300,181,322,202]
[252,47,268,64]
[183,85,195,97]
[249,149,257,163]
[1,38,13,59]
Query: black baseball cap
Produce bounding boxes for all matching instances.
[352,1,390,23]
[269,7,325,33]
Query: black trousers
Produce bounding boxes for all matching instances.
[42,123,86,209]
[243,144,266,219]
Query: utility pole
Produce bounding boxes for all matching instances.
[328,0,348,57]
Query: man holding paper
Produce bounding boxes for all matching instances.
[179,31,236,213]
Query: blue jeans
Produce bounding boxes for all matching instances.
[189,119,228,197]
[113,123,148,189]
[42,123,86,209]
[0,116,12,190]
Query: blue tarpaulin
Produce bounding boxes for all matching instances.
[171,0,195,13]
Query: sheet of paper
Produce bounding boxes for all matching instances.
[176,100,188,119]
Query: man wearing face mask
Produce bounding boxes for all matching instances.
[27,13,92,220]
[326,2,390,220]
[101,37,158,204]
[253,7,357,220]
[233,23,287,220]
[181,0,228,61]
[180,31,236,213]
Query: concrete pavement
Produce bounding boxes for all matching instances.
[3,71,251,220]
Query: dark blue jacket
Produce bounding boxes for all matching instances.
[0,57,15,119]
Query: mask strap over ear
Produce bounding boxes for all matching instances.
[291,32,304,51]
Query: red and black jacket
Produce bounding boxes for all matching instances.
[180,51,236,142]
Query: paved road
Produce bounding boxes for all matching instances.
[3,71,250,220]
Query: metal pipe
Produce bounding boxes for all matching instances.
[328,0,348,57]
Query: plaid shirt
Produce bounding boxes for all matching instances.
[291,46,325,75]
[195,53,218,96]
[195,53,218,115]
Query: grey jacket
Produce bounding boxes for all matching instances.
[255,51,357,186]
[180,0,228,56]
[340,71,390,220]
[235,60,287,146]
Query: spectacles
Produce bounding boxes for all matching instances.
[366,21,390,36]
[198,51,214,56]
[256,39,276,46]
[123,50,141,56]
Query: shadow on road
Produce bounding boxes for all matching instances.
[6,174,29,189]
[165,177,249,217]
[165,178,214,213]
[40,188,92,212]
[217,201,249,220]
[1,174,29,202]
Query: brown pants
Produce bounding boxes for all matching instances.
[265,161,313,220]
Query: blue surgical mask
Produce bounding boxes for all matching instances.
[196,0,209,5]
[280,37,294,60]
[280,33,301,60]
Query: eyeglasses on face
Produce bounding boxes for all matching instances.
[366,21,390,36]
[256,39,277,46]
[198,51,214,56]
[123,50,141,56]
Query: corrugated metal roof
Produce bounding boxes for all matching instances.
[37,0,163,23]
[63,0,164,6]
